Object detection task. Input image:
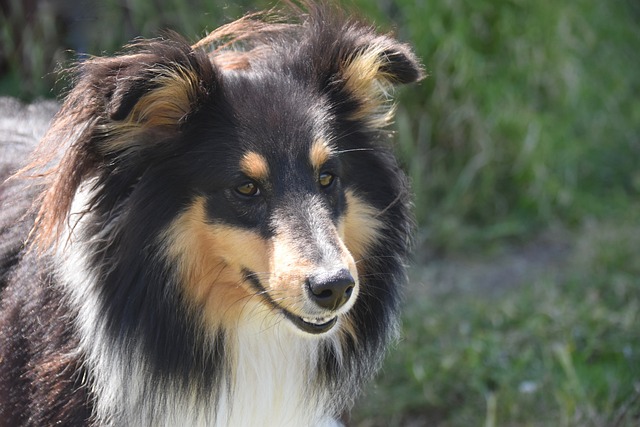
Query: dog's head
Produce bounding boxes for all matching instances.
[33,3,423,338]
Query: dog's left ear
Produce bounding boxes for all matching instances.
[332,33,424,128]
[345,35,424,85]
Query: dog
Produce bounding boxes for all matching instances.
[0,2,423,425]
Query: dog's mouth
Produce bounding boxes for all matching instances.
[242,269,340,335]
[282,310,338,334]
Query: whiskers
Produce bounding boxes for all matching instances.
[333,147,375,155]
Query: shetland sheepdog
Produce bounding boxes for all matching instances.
[0,2,423,425]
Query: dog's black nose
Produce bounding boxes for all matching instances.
[307,269,355,311]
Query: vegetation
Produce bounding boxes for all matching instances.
[2,0,639,424]
[353,216,640,426]
[352,0,640,252]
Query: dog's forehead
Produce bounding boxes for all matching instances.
[222,71,331,154]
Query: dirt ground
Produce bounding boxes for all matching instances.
[409,227,574,299]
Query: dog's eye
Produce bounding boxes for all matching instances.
[236,181,260,197]
[318,172,335,189]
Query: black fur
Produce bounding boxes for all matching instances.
[0,99,92,425]
[0,3,422,425]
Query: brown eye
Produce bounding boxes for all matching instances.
[236,181,260,197]
[318,172,335,189]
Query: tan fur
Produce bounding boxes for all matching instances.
[163,195,362,326]
[193,13,294,73]
[192,13,293,51]
[340,190,384,264]
[163,197,269,326]
[211,51,253,71]
[100,67,202,154]
[240,152,270,181]
[268,226,317,313]
[269,220,358,317]
[309,138,334,171]
[341,47,396,128]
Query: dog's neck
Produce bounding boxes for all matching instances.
[60,248,344,426]
[214,312,343,426]
[57,190,344,426]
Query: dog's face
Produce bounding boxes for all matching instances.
[35,9,423,340]
[160,72,384,335]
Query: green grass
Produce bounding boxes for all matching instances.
[354,0,640,252]
[0,0,269,99]
[2,0,640,425]
[352,216,640,426]
[3,1,640,250]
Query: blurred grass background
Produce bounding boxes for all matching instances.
[1,0,639,425]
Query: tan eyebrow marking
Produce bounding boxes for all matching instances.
[309,138,335,171]
[240,151,269,181]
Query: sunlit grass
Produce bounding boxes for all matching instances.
[355,0,640,252]
[2,0,639,425]
[352,216,640,426]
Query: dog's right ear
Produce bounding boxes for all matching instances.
[80,38,218,156]
[27,38,218,249]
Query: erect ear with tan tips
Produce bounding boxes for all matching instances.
[374,37,425,85]
[343,34,424,84]
[338,35,424,128]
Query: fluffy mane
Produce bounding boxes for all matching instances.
[0,2,423,425]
